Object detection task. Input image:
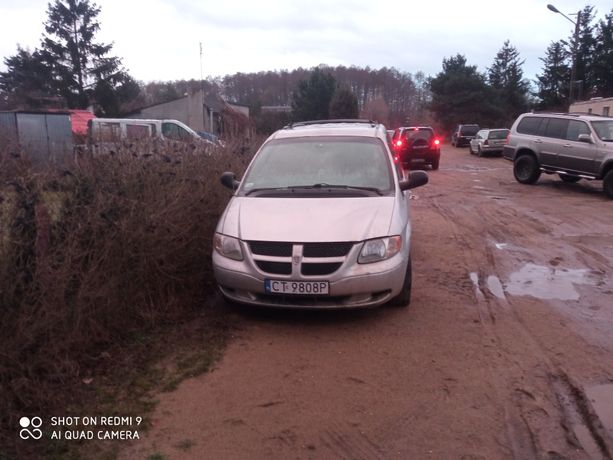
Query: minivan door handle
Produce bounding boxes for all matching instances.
[563,144,572,147]
[533,139,543,144]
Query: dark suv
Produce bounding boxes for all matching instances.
[451,124,480,147]
[391,126,441,170]
[504,112,613,198]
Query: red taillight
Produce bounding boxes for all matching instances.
[484,139,489,146]
[395,140,403,148]
[393,155,399,163]
[433,139,440,146]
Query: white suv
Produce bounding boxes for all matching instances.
[212,119,428,308]
[503,112,613,198]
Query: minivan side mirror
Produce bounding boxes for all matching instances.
[577,134,593,144]
[399,170,429,191]
[220,171,240,190]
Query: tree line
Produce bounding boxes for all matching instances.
[1,1,612,135]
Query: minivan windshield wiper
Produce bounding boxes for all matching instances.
[244,184,384,196]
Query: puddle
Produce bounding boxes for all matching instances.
[487,275,506,299]
[505,263,596,301]
[586,384,613,437]
[469,272,484,299]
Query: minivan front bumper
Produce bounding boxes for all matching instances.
[213,244,407,309]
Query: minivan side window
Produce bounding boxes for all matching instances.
[516,117,543,135]
[566,120,591,141]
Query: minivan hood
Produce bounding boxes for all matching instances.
[218,197,396,242]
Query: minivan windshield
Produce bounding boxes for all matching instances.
[240,136,393,196]
[591,120,613,141]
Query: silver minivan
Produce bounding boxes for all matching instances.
[212,120,428,308]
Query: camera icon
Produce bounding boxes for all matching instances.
[19,416,43,440]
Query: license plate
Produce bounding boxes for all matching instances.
[265,280,329,295]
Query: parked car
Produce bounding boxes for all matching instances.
[451,124,480,147]
[213,119,429,309]
[88,118,213,143]
[391,126,441,170]
[503,112,613,198]
[469,128,510,156]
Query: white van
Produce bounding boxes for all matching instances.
[88,118,202,143]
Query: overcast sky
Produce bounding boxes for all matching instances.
[1,0,612,85]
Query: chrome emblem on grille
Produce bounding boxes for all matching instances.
[292,255,301,265]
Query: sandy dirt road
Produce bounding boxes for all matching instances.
[121,145,613,460]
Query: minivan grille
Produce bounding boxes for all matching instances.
[247,241,354,277]
[249,241,292,257]
[303,242,354,257]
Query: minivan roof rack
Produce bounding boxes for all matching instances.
[285,119,377,129]
[531,111,608,118]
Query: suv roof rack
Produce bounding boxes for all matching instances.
[285,119,378,129]
[531,111,608,118]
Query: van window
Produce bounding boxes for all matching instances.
[97,122,121,142]
[162,122,192,141]
[517,117,543,135]
[126,124,150,140]
[566,120,591,141]
[544,118,569,139]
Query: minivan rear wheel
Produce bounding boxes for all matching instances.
[390,256,412,307]
[604,170,613,199]
[513,154,541,184]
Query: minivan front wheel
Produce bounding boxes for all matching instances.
[604,170,613,199]
[390,256,412,308]
[514,154,541,184]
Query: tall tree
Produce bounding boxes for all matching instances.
[429,54,499,135]
[567,5,597,99]
[41,0,125,108]
[291,68,336,121]
[329,87,359,119]
[0,47,55,109]
[593,9,613,96]
[488,40,529,125]
[536,41,571,110]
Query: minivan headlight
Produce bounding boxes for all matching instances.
[213,233,244,261]
[358,236,402,264]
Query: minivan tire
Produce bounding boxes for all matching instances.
[390,256,412,307]
[604,170,613,199]
[514,154,541,184]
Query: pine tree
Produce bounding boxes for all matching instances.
[0,47,54,109]
[593,9,613,96]
[536,41,571,110]
[488,40,529,124]
[291,68,336,121]
[568,5,597,99]
[429,54,499,133]
[41,0,125,108]
[329,87,359,119]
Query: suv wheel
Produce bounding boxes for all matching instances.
[390,256,412,307]
[431,157,440,170]
[513,154,541,184]
[477,146,483,157]
[559,173,581,183]
[604,170,613,199]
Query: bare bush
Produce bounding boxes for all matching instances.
[0,138,255,455]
